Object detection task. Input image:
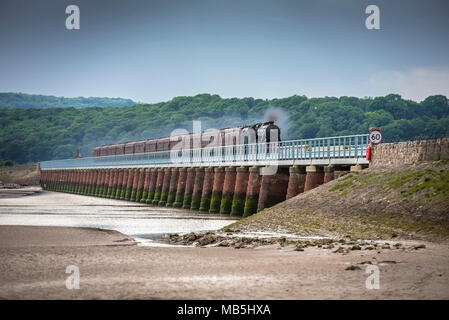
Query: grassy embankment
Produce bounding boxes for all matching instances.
[0,163,39,186]
[224,160,449,242]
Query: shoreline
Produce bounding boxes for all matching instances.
[0,186,42,198]
[1,225,449,299]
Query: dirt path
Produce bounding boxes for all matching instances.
[1,226,448,299]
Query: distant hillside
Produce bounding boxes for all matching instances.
[0,92,135,109]
[0,93,448,164]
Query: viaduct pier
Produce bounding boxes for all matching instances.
[39,134,370,217]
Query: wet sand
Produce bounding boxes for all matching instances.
[1,225,449,299]
[0,225,136,248]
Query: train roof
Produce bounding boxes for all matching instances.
[95,121,276,148]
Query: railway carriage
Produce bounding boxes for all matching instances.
[92,121,281,158]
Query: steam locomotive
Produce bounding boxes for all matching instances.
[92,121,281,157]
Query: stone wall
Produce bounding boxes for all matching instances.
[370,138,449,168]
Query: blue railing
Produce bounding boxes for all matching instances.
[40,134,369,169]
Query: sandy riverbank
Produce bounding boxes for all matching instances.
[1,225,449,299]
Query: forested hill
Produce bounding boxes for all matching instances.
[0,92,135,109]
[1,93,448,164]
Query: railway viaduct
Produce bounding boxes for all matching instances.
[39,133,371,217]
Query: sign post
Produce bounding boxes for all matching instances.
[367,127,382,162]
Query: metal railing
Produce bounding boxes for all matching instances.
[40,134,369,169]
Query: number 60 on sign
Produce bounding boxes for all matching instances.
[369,130,383,144]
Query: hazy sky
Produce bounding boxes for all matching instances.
[1,0,448,103]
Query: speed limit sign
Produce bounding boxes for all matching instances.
[369,130,383,144]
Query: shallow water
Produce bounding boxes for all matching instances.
[0,191,237,238]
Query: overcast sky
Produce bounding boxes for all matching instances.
[0,0,448,103]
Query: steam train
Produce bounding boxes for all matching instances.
[92,121,281,157]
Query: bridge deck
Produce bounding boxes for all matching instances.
[40,134,369,169]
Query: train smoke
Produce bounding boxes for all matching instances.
[263,107,289,138]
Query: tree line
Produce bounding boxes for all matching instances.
[0,93,448,164]
[0,92,135,109]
